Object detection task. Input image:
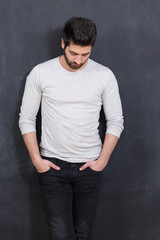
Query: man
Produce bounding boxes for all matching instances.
[19,17,124,240]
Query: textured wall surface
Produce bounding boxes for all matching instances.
[0,0,160,239]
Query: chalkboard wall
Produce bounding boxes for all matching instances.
[0,0,160,239]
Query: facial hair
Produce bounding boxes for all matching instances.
[63,49,88,70]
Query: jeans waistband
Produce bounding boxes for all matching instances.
[41,156,86,166]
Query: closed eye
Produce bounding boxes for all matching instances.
[82,53,90,56]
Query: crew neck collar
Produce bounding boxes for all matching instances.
[57,56,91,74]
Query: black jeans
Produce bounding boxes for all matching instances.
[38,157,102,240]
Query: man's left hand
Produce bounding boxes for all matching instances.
[79,159,106,172]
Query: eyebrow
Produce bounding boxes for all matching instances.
[69,50,90,56]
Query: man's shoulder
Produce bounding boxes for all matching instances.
[27,57,59,80]
[89,58,112,75]
[29,57,58,73]
[36,56,59,70]
[90,59,110,72]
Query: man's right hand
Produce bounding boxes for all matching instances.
[34,157,60,173]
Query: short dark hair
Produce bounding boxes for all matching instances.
[62,17,97,47]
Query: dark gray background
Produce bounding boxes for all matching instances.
[0,0,160,239]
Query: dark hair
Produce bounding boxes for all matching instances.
[62,17,97,47]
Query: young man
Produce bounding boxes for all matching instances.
[19,17,124,240]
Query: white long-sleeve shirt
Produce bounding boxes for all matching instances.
[19,56,124,162]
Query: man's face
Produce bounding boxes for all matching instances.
[61,39,92,71]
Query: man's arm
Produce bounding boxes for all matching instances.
[19,66,60,173]
[22,132,60,173]
[96,133,119,169]
[80,69,124,171]
[79,133,118,171]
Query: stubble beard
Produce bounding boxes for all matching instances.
[63,50,88,70]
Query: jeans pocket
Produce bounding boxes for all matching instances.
[38,167,52,175]
[88,167,103,173]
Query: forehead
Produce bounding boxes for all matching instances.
[67,42,92,54]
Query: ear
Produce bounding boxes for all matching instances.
[61,38,65,49]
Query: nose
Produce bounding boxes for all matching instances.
[75,55,82,64]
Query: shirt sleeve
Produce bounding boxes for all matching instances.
[102,69,124,138]
[18,65,42,135]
